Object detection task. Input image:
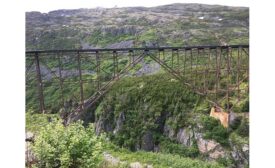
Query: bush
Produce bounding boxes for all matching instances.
[229,116,242,131]
[201,116,230,146]
[236,118,249,137]
[159,138,199,158]
[31,120,103,168]
[241,100,249,112]
[216,157,234,167]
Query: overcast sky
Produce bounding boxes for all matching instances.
[25,0,250,13]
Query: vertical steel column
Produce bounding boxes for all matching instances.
[203,48,206,94]
[57,52,64,107]
[131,50,135,64]
[113,51,115,78]
[206,48,211,94]
[96,51,101,90]
[34,52,45,113]
[128,50,133,66]
[162,50,165,63]
[77,51,84,109]
[237,47,240,101]
[218,47,222,98]
[171,49,174,69]
[244,47,249,90]
[215,47,219,101]
[116,51,119,77]
[190,49,193,85]
[158,49,161,60]
[226,47,230,112]
[247,47,249,94]
[163,50,166,61]
[196,48,199,89]
[113,51,118,79]
[183,49,186,76]
[176,49,179,71]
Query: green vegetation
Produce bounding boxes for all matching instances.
[31,120,104,168]
[26,4,248,50]
[85,28,135,47]
[105,144,224,168]
[26,113,226,168]
[96,74,201,149]
[26,71,249,167]
[200,114,249,147]
[229,132,249,147]
[26,111,59,133]
[200,115,230,146]
[158,137,200,158]
[139,28,158,42]
[236,118,249,137]
[216,157,234,167]
[26,77,98,113]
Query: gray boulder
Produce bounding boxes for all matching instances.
[195,133,226,160]
[163,124,175,139]
[176,128,194,147]
[141,131,154,151]
[113,112,125,134]
[129,162,143,168]
[230,142,249,167]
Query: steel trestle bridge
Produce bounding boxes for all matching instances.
[26,45,249,123]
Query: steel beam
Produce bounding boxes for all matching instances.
[34,52,45,113]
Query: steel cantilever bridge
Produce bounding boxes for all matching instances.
[26,45,249,123]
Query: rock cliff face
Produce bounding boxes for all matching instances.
[95,108,249,167]
[93,74,249,167]
[26,3,248,50]
[25,132,36,166]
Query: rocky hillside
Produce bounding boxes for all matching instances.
[26,3,249,50]
[93,73,249,168]
[26,73,249,168]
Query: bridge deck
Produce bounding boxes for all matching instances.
[26,45,249,54]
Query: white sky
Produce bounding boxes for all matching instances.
[25,0,249,13]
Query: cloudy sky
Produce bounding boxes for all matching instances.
[25,0,250,13]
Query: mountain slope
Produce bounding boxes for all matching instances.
[26,3,249,50]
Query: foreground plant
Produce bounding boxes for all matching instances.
[31,120,103,168]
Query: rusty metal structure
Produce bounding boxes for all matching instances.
[26,45,249,121]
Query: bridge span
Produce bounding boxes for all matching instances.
[26,45,249,122]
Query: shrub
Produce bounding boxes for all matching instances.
[236,118,249,137]
[31,120,103,168]
[241,100,249,112]
[229,116,242,131]
[159,139,200,158]
[160,142,199,158]
[216,157,234,167]
[201,116,230,146]
[25,111,59,133]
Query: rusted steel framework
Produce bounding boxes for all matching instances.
[26,45,249,120]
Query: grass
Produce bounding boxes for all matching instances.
[104,143,225,168]
[25,111,60,133]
